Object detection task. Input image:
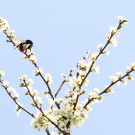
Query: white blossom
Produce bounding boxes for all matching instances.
[9,30,15,39]
[127,75,134,81]
[104,49,110,55]
[8,87,19,99]
[2,81,9,87]
[109,26,117,34]
[110,75,118,82]
[105,33,110,40]
[20,74,27,81]
[0,70,5,77]
[118,16,128,24]
[97,44,103,50]
[14,91,19,99]
[29,55,37,63]
[28,78,34,85]
[104,85,115,93]
[0,17,9,31]
[110,38,118,46]
[8,87,15,93]
[15,102,22,116]
[78,60,89,71]
[34,96,43,105]
[33,90,39,96]
[116,72,123,77]
[122,80,128,85]
[34,67,43,76]
[93,66,100,74]
[94,87,100,93]
[31,112,53,131]
[131,63,135,71]
[90,53,98,61]
[45,73,53,84]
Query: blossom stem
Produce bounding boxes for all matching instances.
[84,67,134,109]
[4,31,16,46]
[80,20,126,88]
[0,79,34,118]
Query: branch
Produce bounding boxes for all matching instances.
[62,20,127,111]
[45,128,51,135]
[4,31,16,46]
[55,69,74,98]
[55,51,90,98]
[33,64,60,109]
[73,94,80,110]
[23,80,64,134]
[80,20,127,88]
[4,31,60,109]
[0,79,34,118]
[55,80,66,97]
[84,67,134,109]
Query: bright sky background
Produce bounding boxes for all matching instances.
[0,0,135,135]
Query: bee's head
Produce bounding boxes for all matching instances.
[25,40,33,45]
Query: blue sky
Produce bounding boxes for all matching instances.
[0,0,135,135]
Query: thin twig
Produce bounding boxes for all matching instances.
[55,69,74,98]
[80,20,126,88]
[73,94,80,110]
[55,80,66,97]
[33,64,60,109]
[23,80,64,133]
[73,20,126,110]
[0,79,34,118]
[84,67,134,109]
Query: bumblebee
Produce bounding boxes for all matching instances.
[14,39,33,53]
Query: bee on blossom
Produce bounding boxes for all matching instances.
[14,39,33,54]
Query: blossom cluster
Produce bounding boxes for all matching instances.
[19,75,43,106]
[31,102,91,133]
[0,17,9,32]
[0,71,19,99]
[0,71,22,115]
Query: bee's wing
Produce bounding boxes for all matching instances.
[13,38,25,46]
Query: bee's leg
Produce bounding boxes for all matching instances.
[30,48,33,53]
[24,49,27,54]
